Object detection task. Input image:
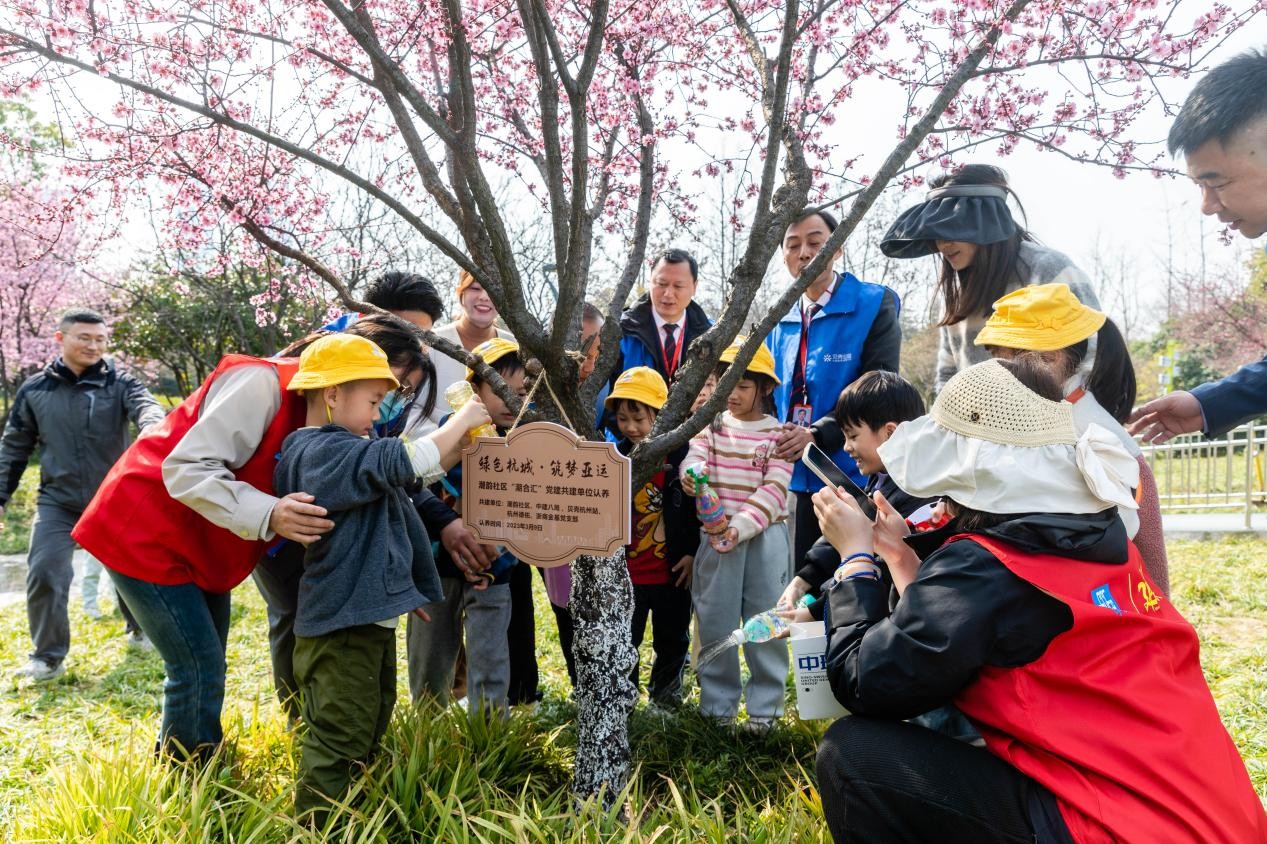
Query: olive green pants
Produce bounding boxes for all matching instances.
[293,623,396,819]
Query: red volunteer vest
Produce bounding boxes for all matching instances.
[72,355,305,594]
[953,535,1266,844]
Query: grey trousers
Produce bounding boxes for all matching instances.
[406,576,511,714]
[26,503,80,665]
[692,522,790,720]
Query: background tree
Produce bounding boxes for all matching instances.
[0,101,106,409]
[0,0,1256,805]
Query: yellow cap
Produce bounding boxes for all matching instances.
[720,337,781,384]
[465,337,520,381]
[605,366,668,411]
[974,283,1106,352]
[287,334,399,391]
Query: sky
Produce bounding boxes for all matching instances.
[828,24,1266,337]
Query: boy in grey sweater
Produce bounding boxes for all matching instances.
[273,333,489,820]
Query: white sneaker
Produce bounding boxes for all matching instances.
[83,603,103,620]
[14,658,65,682]
[128,631,155,652]
[739,717,775,734]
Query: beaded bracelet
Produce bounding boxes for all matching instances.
[833,553,882,583]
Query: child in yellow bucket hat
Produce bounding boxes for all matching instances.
[974,282,1169,595]
[680,338,792,728]
[605,366,700,706]
[274,333,490,820]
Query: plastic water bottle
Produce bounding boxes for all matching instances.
[685,467,729,536]
[722,610,789,646]
[444,381,499,440]
[698,609,789,668]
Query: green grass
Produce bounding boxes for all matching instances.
[0,572,826,841]
[0,457,36,555]
[0,516,1263,839]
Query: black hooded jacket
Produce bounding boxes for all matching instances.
[824,509,1128,720]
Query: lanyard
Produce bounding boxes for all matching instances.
[795,300,820,404]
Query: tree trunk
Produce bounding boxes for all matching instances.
[568,547,637,808]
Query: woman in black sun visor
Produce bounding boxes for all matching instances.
[880,164,1100,393]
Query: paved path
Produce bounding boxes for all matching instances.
[1161,511,1267,540]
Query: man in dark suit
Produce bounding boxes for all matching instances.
[1130,49,1267,442]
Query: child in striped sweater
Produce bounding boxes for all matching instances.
[682,340,792,727]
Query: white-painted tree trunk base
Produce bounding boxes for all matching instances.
[569,547,637,808]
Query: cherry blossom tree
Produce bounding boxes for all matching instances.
[0,0,1257,804]
[0,102,105,407]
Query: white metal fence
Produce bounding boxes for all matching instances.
[1138,422,1267,528]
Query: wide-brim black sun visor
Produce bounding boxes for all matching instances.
[880,185,1017,259]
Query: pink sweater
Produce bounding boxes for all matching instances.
[682,412,792,543]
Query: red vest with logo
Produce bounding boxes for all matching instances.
[953,535,1266,844]
[72,355,305,594]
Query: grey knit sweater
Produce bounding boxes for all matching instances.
[936,241,1099,392]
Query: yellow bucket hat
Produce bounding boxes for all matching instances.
[974,283,1106,352]
[465,337,520,381]
[605,366,668,411]
[720,338,782,384]
[288,334,399,391]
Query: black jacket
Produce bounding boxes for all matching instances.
[616,295,712,381]
[800,472,937,619]
[0,357,164,512]
[824,509,1127,720]
[618,439,701,567]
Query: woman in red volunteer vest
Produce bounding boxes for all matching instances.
[811,358,1266,843]
[73,315,426,761]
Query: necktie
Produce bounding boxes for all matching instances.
[662,323,680,378]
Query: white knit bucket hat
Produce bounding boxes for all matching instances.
[879,360,1139,515]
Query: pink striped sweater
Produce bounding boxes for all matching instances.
[682,412,792,543]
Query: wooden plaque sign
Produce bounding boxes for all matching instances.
[461,421,631,567]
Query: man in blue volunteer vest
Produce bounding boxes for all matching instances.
[766,209,902,568]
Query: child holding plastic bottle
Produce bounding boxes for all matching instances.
[681,340,792,729]
[406,338,528,715]
[272,334,491,819]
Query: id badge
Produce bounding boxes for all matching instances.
[791,403,814,428]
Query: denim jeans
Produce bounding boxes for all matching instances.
[108,569,231,758]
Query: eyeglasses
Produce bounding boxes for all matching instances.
[70,334,108,346]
